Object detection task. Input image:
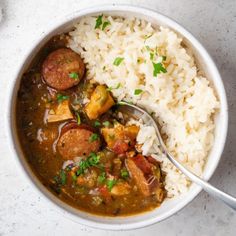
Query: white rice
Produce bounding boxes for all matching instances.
[68,16,219,197]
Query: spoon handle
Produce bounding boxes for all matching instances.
[166,152,236,210]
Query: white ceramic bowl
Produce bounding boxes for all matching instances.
[6,4,228,230]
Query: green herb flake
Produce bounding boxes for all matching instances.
[106,179,117,191]
[121,169,129,179]
[102,21,110,30]
[150,52,154,60]
[89,133,99,143]
[113,57,124,66]
[102,121,110,127]
[162,56,167,61]
[69,72,79,80]
[95,14,103,29]
[76,112,81,125]
[107,83,121,91]
[98,172,106,184]
[88,152,100,166]
[94,120,101,127]
[152,62,167,77]
[76,153,100,176]
[60,170,67,185]
[145,45,151,51]
[57,94,69,103]
[134,89,143,95]
[144,34,153,41]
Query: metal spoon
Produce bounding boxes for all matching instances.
[117,101,236,210]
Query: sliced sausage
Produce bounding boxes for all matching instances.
[42,48,85,90]
[57,127,100,159]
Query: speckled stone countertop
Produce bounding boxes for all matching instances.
[0,0,235,235]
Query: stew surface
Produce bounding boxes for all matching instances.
[16,35,166,216]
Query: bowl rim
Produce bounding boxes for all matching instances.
[5,3,228,230]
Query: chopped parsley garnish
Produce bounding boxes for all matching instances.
[69,72,79,80]
[95,15,103,29]
[57,94,69,103]
[113,57,124,66]
[54,170,67,186]
[94,120,101,127]
[121,169,129,179]
[107,83,121,91]
[102,21,110,30]
[76,112,81,125]
[144,34,153,41]
[98,172,106,184]
[89,133,99,143]
[145,45,151,51]
[162,56,167,61]
[95,15,111,30]
[106,179,117,191]
[102,121,110,127]
[134,89,143,95]
[152,62,167,76]
[150,52,154,60]
[76,153,100,176]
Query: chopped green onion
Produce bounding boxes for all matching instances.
[57,94,69,103]
[145,45,151,51]
[113,57,124,66]
[150,52,154,60]
[134,89,143,95]
[106,179,117,191]
[76,153,100,176]
[69,72,79,80]
[153,62,167,77]
[95,15,103,29]
[144,34,153,41]
[60,170,66,185]
[94,120,101,127]
[89,133,99,143]
[107,83,121,91]
[76,112,81,125]
[121,169,129,179]
[102,121,110,127]
[98,172,106,184]
[102,21,110,30]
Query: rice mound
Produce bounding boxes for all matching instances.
[68,16,219,197]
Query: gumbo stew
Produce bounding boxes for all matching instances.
[16,35,166,216]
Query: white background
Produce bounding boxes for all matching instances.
[0,0,236,235]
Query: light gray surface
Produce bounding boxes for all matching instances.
[0,0,235,235]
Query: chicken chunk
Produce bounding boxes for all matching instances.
[47,100,73,122]
[85,85,115,120]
